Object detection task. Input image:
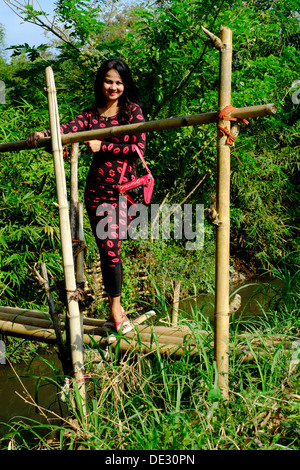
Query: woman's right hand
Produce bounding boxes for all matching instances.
[84,140,102,153]
[26,132,44,149]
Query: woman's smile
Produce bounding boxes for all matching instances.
[102,69,124,103]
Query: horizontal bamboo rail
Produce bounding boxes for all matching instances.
[0,104,277,153]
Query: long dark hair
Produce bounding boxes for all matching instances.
[94,58,140,124]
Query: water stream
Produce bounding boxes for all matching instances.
[179,276,282,325]
[0,350,64,439]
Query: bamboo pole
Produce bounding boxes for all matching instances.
[0,311,55,328]
[0,306,157,326]
[214,26,232,399]
[171,280,181,326]
[45,66,86,406]
[70,142,79,240]
[0,306,51,319]
[1,317,288,363]
[0,319,57,343]
[0,313,199,344]
[76,202,85,288]
[132,310,156,325]
[69,142,84,332]
[0,318,198,356]
[0,310,206,341]
[0,104,277,153]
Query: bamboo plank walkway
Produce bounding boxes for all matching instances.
[0,306,204,357]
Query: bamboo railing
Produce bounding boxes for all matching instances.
[0,104,277,154]
[214,26,232,399]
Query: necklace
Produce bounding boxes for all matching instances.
[99,106,119,121]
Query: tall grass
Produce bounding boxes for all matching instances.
[1,276,300,451]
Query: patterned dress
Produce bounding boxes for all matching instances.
[43,103,146,297]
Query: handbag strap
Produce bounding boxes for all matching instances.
[118,145,150,185]
[118,159,128,185]
[134,145,151,174]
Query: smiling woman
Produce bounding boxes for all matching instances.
[26,58,146,335]
[101,69,125,108]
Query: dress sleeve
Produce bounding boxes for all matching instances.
[100,104,146,159]
[42,110,91,137]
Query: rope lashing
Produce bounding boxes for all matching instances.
[217,104,249,145]
[217,124,236,145]
[66,285,86,302]
[72,239,86,258]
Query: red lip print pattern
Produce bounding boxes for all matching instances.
[56,102,146,297]
[43,103,146,297]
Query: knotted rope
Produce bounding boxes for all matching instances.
[217,104,249,145]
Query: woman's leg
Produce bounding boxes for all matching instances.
[85,193,132,329]
[100,259,124,323]
[108,295,123,323]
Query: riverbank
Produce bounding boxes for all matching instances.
[0,269,299,450]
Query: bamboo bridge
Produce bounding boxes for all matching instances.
[0,305,202,358]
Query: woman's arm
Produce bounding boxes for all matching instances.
[98,104,146,159]
[26,105,146,155]
[26,108,96,149]
[26,131,45,148]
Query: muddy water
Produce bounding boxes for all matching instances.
[0,278,282,438]
[179,277,282,324]
[0,351,64,438]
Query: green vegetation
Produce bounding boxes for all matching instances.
[0,271,299,450]
[0,0,299,307]
[0,0,299,451]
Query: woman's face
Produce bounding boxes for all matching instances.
[102,68,125,105]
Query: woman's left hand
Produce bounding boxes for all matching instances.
[85,140,102,153]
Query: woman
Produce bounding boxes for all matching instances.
[27,59,146,334]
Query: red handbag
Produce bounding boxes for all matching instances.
[117,145,154,206]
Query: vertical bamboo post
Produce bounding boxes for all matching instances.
[172,280,181,326]
[214,26,232,399]
[45,66,86,409]
[40,263,72,375]
[76,202,85,288]
[70,142,79,240]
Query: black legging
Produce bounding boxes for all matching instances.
[85,192,132,297]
